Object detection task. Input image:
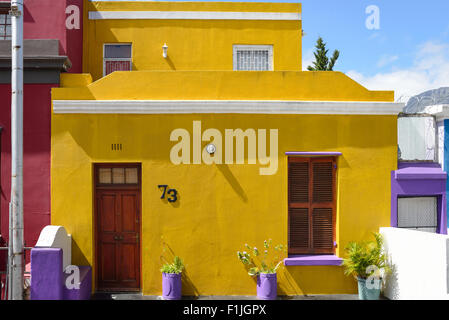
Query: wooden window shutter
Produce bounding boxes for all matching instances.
[288,157,336,255]
[288,159,310,251]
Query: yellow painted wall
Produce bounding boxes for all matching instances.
[51,71,397,295]
[83,1,302,80]
[55,70,394,102]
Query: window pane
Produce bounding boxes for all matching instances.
[112,168,125,184]
[236,49,270,71]
[398,116,436,161]
[398,197,438,233]
[125,168,138,184]
[99,168,112,184]
[105,60,131,76]
[104,44,132,58]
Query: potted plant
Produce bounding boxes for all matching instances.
[160,256,184,300]
[342,233,390,300]
[237,239,287,300]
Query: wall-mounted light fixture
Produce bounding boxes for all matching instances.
[162,43,168,58]
[206,144,216,155]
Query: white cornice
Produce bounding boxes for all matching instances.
[88,11,301,21]
[53,100,404,115]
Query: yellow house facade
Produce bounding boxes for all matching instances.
[51,1,403,296]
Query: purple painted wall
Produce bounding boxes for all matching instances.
[30,247,91,300]
[391,162,447,234]
[30,248,63,300]
[63,266,91,300]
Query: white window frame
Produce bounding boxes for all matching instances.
[233,45,273,71]
[103,43,133,77]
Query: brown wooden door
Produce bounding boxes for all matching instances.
[96,188,141,291]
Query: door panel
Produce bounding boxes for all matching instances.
[121,193,137,232]
[100,243,117,282]
[120,243,138,284]
[100,194,117,232]
[96,189,140,291]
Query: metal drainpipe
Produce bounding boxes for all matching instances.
[9,0,24,300]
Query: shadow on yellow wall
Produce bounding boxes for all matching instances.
[217,164,248,203]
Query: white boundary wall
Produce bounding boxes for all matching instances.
[380,227,449,300]
[35,225,72,271]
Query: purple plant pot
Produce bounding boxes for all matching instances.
[257,273,277,300]
[162,273,182,300]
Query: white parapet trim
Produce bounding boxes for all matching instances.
[380,227,449,300]
[35,225,72,271]
[88,11,301,21]
[421,104,449,121]
[53,100,404,115]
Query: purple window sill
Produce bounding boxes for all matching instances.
[394,164,447,180]
[285,152,342,156]
[284,255,343,266]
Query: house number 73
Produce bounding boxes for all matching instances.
[158,185,178,203]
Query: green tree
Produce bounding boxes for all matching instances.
[307,37,340,71]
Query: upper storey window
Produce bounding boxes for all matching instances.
[103,44,132,76]
[233,45,273,71]
[0,13,11,40]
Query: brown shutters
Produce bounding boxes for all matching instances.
[288,157,336,255]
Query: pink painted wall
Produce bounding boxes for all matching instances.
[0,0,84,262]
[23,0,83,72]
[1,84,56,259]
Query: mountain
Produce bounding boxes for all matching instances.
[404,87,449,113]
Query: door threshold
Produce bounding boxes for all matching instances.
[92,291,143,300]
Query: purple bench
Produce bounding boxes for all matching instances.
[30,247,91,300]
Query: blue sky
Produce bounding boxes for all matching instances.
[300,0,449,73]
[168,0,449,101]
[298,0,449,101]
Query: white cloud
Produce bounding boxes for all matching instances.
[377,54,398,68]
[302,47,314,71]
[346,41,449,102]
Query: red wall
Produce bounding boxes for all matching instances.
[0,0,83,257]
[0,84,56,251]
[23,0,83,73]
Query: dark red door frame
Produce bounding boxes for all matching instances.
[93,163,142,292]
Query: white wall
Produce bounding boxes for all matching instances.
[380,227,449,300]
[35,225,72,271]
[437,120,445,168]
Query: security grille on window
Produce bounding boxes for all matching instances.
[397,197,438,233]
[103,44,132,76]
[0,13,11,40]
[233,45,273,71]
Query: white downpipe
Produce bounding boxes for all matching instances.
[9,0,24,300]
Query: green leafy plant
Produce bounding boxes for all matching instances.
[237,239,287,276]
[307,36,340,71]
[160,256,184,274]
[342,233,390,280]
